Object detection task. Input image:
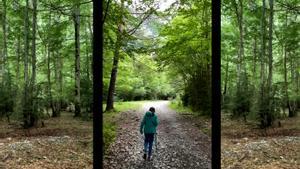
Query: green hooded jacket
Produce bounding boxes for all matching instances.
[140,111,158,134]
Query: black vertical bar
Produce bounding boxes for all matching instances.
[212,0,221,169]
[93,0,103,169]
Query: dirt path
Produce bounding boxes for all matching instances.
[104,101,211,169]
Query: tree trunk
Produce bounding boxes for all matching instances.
[252,36,257,83]
[259,0,267,128]
[29,0,38,127]
[284,46,292,117]
[106,0,124,112]
[16,35,21,86]
[52,51,60,117]
[106,26,122,111]
[58,51,63,116]
[23,0,30,128]
[47,46,54,117]
[1,0,7,81]
[85,24,92,112]
[267,0,274,115]
[74,5,81,117]
[222,55,229,105]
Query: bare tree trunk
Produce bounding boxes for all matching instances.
[58,51,63,115]
[284,46,292,117]
[73,5,81,117]
[253,36,257,83]
[267,0,274,116]
[47,45,54,117]
[16,35,21,85]
[52,51,60,117]
[222,55,229,105]
[106,26,122,111]
[23,0,30,128]
[106,0,125,112]
[1,0,7,80]
[259,0,267,128]
[85,24,92,112]
[29,0,38,127]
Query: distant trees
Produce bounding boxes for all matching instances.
[158,0,212,115]
[103,0,163,111]
[221,0,299,128]
[0,0,93,127]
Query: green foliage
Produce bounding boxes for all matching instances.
[0,0,93,125]
[157,0,211,115]
[221,0,299,128]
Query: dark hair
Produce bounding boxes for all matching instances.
[149,107,155,112]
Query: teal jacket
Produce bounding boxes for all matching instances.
[140,111,158,134]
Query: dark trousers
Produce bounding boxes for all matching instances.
[143,133,154,156]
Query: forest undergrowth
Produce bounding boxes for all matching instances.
[0,112,92,169]
[221,112,300,169]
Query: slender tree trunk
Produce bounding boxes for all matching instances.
[47,45,54,117]
[23,0,30,128]
[52,51,60,117]
[85,25,92,112]
[284,46,292,117]
[222,55,229,105]
[45,11,55,118]
[29,0,38,127]
[267,0,274,118]
[259,0,267,128]
[106,26,122,111]
[106,0,124,111]
[253,36,257,83]
[16,35,21,85]
[1,0,7,80]
[58,51,63,115]
[73,5,81,117]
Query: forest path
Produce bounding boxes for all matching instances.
[104,100,211,169]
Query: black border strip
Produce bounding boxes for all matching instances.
[93,1,103,169]
[212,0,221,168]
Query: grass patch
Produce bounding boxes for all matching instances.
[103,100,145,155]
[103,112,117,155]
[169,101,194,115]
[103,101,146,112]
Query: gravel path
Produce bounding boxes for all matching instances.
[104,101,211,169]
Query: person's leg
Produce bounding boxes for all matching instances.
[147,133,154,159]
[143,134,148,153]
[143,134,149,159]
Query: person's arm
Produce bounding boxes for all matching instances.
[140,115,145,134]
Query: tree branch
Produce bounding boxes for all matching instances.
[127,7,157,36]
[102,0,111,24]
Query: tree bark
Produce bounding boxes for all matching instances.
[74,5,81,117]
[106,0,125,111]
[1,0,7,80]
[16,35,21,86]
[23,0,30,128]
[259,0,267,128]
[267,0,274,114]
[29,0,38,126]
[106,24,122,111]
[222,55,229,105]
[284,46,292,117]
[253,36,257,83]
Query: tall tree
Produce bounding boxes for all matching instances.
[1,0,7,81]
[105,0,124,111]
[73,4,81,117]
[23,0,31,128]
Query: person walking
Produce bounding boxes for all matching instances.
[140,107,159,161]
